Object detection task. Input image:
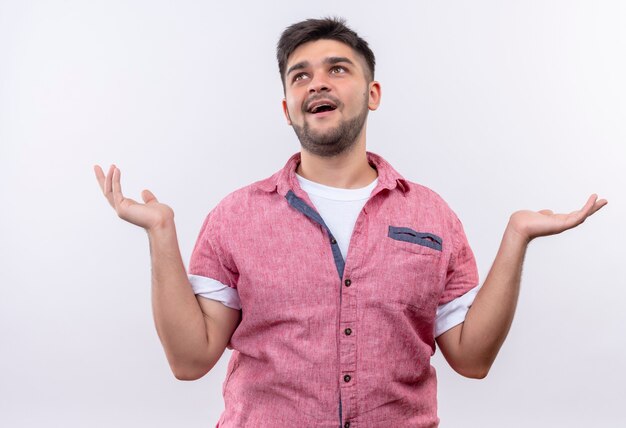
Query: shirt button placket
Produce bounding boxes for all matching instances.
[340,275,355,424]
[339,268,357,426]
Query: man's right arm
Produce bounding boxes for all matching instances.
[148,223,240,380]
[94,164,239,380]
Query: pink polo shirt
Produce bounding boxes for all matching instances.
[188,151,478,427]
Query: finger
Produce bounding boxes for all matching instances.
[104,164,115,196]
[111,166,125,207]
[141,189,158,204]
[100,164,118,208]
[581,194,597,215]
[564,194,599,228]
[579,194,605,221]
[588,198,608,216]
[94,165,106,192]
[538,209,553,215]
[573,194,597,218]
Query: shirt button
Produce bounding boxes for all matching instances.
[330,237,337,244]
[344,328,352,336]
[344,279,351,287]
[344,423,350,428]
[344,374,351,382]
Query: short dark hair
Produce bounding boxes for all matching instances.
[276,17,376,89]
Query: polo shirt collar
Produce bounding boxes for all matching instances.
[258,151,410,196]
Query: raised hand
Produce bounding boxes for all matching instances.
[508,194,608,243]
[94,164,174,232]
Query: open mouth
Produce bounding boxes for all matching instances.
[307,100,338,115]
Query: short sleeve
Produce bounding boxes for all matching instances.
[434,285,480,337]
[438,213,479,306]
[188,275,242,310]
[188,210,239,290]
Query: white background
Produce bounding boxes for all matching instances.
[1,1,624,426]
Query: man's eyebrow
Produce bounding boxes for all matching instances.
[286,61,309,76]
[286,57,356,76]
[324,56,355,67]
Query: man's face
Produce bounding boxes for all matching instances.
[282,39,381,157]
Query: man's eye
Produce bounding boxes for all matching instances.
[330,66,346,74]
[293,73,308,82]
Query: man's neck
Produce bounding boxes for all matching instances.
[296,144,378,189]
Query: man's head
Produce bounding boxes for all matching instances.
[277,17,376,88]
[277,17,381,158]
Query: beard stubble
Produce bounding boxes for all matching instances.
[291,94,369,158]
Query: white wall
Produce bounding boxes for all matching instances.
[1,1,624,426]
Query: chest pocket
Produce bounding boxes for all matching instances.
[372,225,445,310]
[387,225,442,253]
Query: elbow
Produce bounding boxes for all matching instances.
[464,367,489,379]
[172,368,204,381]
[166,346,223,381]
[460,363,491,379]
[453,360,491,379]
[170,360,213,381]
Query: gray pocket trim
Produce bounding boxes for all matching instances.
[388,226,443,252]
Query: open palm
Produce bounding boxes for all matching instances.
[94,164,174,231]
[509,194,607,242]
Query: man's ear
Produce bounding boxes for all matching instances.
[368,81,382,111]
[282,99,292,125]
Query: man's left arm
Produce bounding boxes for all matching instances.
[436,194,607,379]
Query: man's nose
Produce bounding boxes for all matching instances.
[307,74,331,93]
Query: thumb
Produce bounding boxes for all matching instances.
[538,209,553,215]
[141,189,158,204]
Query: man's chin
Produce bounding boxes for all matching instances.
[304,125,342,143]
[307,132,339,144]
[305,120,337,133]
[292,110,367,156]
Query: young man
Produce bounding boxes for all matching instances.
[95,18,606,428]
